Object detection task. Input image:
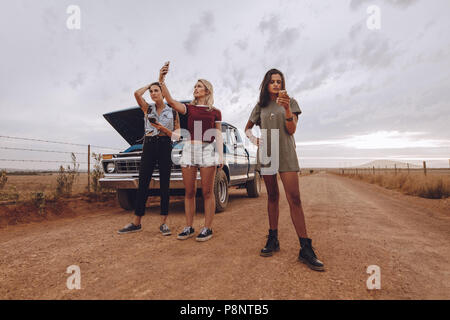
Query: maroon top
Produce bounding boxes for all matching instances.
[184,104,222,143]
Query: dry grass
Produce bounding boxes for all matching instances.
[338,172,450,199]
[0,173,91,202]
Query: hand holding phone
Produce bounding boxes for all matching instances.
[160,61,170,80]
[276,90,290,109]
[278,90,289,99]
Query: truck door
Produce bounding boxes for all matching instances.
[230,128,248,184]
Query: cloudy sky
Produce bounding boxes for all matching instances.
[0,0,449,170]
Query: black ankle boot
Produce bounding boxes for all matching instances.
[299,238,324,271]
[260,229,280,257]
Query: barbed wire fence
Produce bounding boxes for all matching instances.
[0,135,124,192]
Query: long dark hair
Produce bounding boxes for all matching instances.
[258,68,286,108]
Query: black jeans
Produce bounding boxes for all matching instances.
[134,135,172,217]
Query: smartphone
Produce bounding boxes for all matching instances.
[278,90,288,98]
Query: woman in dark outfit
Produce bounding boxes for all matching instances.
[244,69,324,271]
[118,82,180,235]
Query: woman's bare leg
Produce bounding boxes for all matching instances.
[199,166,217,229]
[262,174,280,230]
[279,171,308,238]
[133,215,142,226]
[182,166,198,226]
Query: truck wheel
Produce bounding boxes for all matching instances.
[117,189,136,211]
[246,171,261,198]
[214,169,229,213]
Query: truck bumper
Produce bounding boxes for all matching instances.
[99,177,190,189]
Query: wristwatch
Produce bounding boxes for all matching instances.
[285,117,294,121]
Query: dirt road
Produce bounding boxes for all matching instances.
[1,173,449,299]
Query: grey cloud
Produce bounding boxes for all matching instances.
[310,54,328,71]
[68,72,86,89]
[183,11,215,54]
[235,39,249,51]
[41,6,60,32]
[334,62,349,74]
[105,46,120,61]
[295,66,332,93]
[349,84,367,95]
[259,15,278,33]
[331,31,399,70]
[355,35,397,68]
[350,0,419,10]
[121,85,132,94]
[222,66,246,95]
[258,15,302,50]
[348,19,365,40]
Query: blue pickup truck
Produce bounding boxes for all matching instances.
[99,102,261,212]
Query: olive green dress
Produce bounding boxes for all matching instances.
[248,98,302,174]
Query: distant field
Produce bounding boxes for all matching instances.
[1,168,449,202]
[1,173,90,201]
[320,168,450,175]
[326,170,450,199]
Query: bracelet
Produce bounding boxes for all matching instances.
[286,117,293,121]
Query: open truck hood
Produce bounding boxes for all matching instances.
[103,106,145,146]
[103,102,190,146]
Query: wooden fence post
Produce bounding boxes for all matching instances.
[407,163,410,174]
[88,144,91,192]
[423,161,427,176]
[394,164,397,175]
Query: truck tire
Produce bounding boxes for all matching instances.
[246,171,261,198]
[117,189,136,211]
[214,169,229,213]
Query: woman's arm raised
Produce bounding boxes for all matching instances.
[159,63,187,115]
[134,85,151,113]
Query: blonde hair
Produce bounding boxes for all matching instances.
[191,79,215,111]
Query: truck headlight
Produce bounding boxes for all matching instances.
[106,162,115,173]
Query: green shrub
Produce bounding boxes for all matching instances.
[55,153,79,198]
[0,169,7,190]
[90,152,104,194]
[0,185,19,203]
[31,191,46,215]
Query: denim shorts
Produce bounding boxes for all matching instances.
[179,141,220,168]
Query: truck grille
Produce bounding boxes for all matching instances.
[116,159,142,173]
[105,151,182,174]
[114,160,180,174]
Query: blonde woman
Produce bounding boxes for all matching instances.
[158,62,223,242]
